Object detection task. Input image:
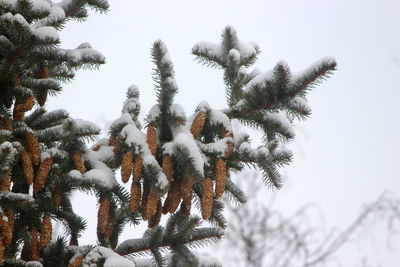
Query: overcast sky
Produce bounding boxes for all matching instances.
[49,0,400,265]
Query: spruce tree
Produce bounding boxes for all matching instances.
[0,1,336,266]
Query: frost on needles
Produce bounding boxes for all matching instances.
[0,1,336,266]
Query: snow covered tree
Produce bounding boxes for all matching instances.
[0,0,336,266]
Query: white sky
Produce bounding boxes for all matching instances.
[47,0,400,265]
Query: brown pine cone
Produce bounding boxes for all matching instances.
[97,196,110,234]
[0,173,11,191]
[21,150,34,184]
[162,155,173,183]
[13,111,24,121]
[3,209,14,246]
[39,215,52,250]
[146,187,159,218]
[5,210,14,230]
[201,177,214,220]
[148,200,162,228]
[215,158,226,199]
[141,184,149,221]
[14,95,35,113]
[130,182,141,212]
[108,136,122,154]
[181,176,193,214]
[0,213,13,246]
[162,179,182,214]
[121,150,133,183]
[104,206,116,241]
[38,89,48,107]
[38,66,49,106]
[13,95,35,121]
[29,228,40,261]
[0,239,4,262]
[0,117,12,131]
[132,155,143,182]
[25,131,41,166]
[34,157,53,193]
[71,152,86,174]
[190,111,207,139]
[147,124,157,156]
[53,183,62,208]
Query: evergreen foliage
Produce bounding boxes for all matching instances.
[0,1,336,266]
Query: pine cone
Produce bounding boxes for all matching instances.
[181,176,193,214]
[201,177,214,220]
[21,150,34,184]
[3,209,14,246]
[39,215,53,249]
[38,66,49,106]
[190,111,207,139]
[146,187,159,218]
[0,173,11,191]
[0,213,13,246]
[142,186,159,220]
[53,184,62,208]
[148,200,162,228]
[14,95,35,113]
[141,184,149,220]
[29,228,40,261]
[38,89,48,107]
[71,152,86,174]
[181,176,193,199]
[162,155,173,183]
[215,158,226,199]
[132,155,143,182]
[0,117,12,131]
[25,131,41,166]
[97,196,110,234]
[162,179,181,214]
[147,124,157,156]
[104,206,116,241]
[68,254,84,267]
[121,150,133,183]
[34,157,53,193]
[109,136,121,154]
[13,95,35,121]
[13,111,24,121]
[39,215,52,250]
[0,239,4,263]
[130,182,141,212]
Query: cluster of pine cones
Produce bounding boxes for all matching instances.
[97,110,233,234]
[0,67,88,261]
